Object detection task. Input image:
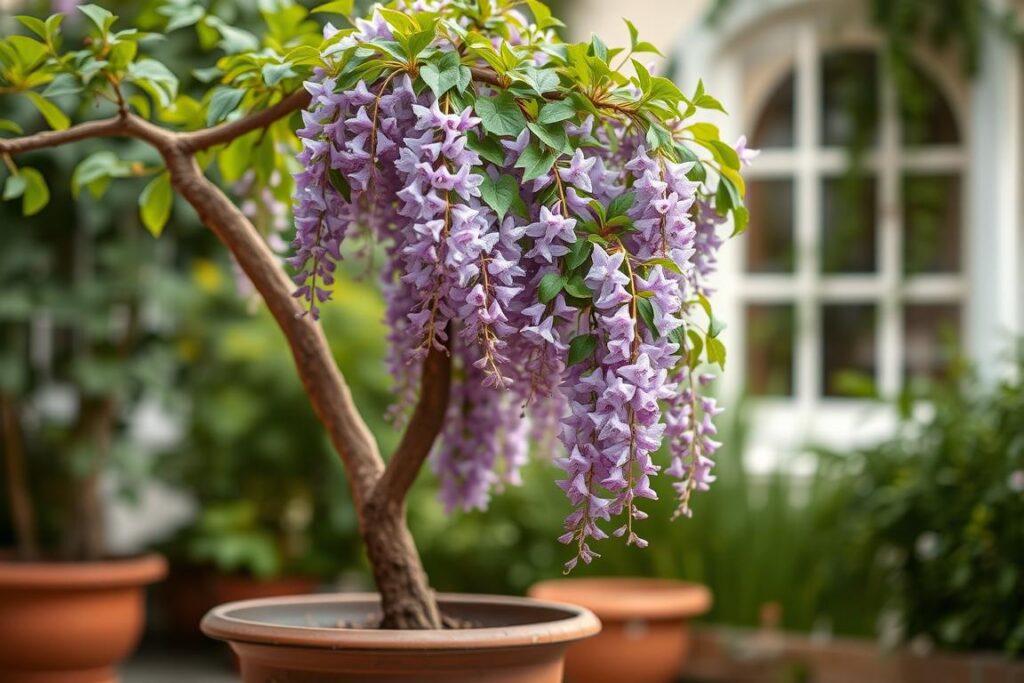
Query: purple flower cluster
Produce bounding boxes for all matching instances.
[290,15,743,567]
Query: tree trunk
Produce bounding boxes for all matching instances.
[1,394,39,560]
[362,501,442,629]
[164,148,443,628]
[63,396,113,561]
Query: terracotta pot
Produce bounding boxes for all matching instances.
[163,565,318,641]
[529,577,712,683]
[0,553,167,683]
[210,572,319,605]
[202,592,601,682]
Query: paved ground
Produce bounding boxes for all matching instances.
[121,643,238,683]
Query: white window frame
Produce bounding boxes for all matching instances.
[740,25,968,412]
[671,2,998,462]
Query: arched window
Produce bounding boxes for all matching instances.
[739,42,966,405]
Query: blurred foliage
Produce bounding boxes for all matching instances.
[0,121,201,557]
[156,261,396,579]
[822,350,1024,654]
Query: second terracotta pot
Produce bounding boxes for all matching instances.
[529,577,712,683]
[0,553,167,683]
[202,592,601,682]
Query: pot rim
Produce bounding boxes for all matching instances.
[0,552,167,589]
[202,592,601,651]
[528,577,712,621]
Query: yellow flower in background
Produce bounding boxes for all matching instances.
[192,259,224,293]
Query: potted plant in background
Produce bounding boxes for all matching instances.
[158,262,392,639]
[822,353,1024,680]
[0,137,181,679]
[0,0,750,679]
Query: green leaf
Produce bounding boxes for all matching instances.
[204,17,258,53]
[420,51,467,98]
[563,273,590,299]
[42,73,82,98]
[20,168,48,216]
[312,0,354,15]
[479,174,519,220]
[261,62,295,87]
[567,334,598,366]
[707,337,727,368]
[78,4,117,35]
[518,65,559,94]
[378,7,420,34]
[695,93,727,114]
[206,87,245,126]
[192,66,222,83]
[475,91,527,137]
[731,205,750,236]
[643,257,683,275]
[686,329,704,368]
[328,168,352,203]
[26,92,69,131]
[527,121,568,152]
[607,191,636,218]
[525,0,564,30]
[161,4,204,32]
[514,143,555,181]
[538,272,567,304]
[128,58,179,109]
[139,172,172,236]
[0,119,24,135]
[565,238,593,270]
[636,297,658,338]
[404,29,435,60]
[711,139,740,170]
[537,100,575,125]
[217,131,254,183]
[2,175,27,200]
[708,313,728,339]
[466,134,505,165]
[633,41,662,56]
[71,151,133,198]
[16,16,48,40]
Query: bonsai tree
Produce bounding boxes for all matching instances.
[0,0,749,628]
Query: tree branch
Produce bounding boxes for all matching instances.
[0,116,131,156]
[370,341,452,509]
[0,88,311,157]
[178,88,312,153]
[162,150,386,502]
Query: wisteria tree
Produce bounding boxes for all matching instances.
[0,0,750,628]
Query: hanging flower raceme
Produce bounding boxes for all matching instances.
[290,0,752,570]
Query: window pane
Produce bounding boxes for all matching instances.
[745,179,795,273]
[899,65,959,145]
[753,71,796,148]
[903,174,961,274]
[746,304,796,396]
[821,176,877,273]
[904,304,960,383]
[821,51,879,147]
[822,304,877,397]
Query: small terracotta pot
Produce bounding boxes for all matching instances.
[163,566,319,641]
[529,577,712,683]
[202,592,601,682]
[210,573,319,605]
[0,553,167,683]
